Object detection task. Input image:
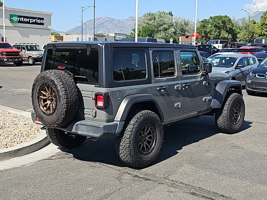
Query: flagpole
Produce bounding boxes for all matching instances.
[193,0,198,45]
[135,0,138,42]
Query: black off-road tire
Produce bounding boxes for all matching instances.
[116,110,164,168]
[46,128,86,149]
[32,70,79,128]
[215,93,245,134]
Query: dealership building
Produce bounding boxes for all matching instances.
[0,7,52,48]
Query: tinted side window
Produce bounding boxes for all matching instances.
[180,51,201,75]
[248,57,256,65]
[152,50,175,78]
[237,57,249,66]
[113,51,146,81]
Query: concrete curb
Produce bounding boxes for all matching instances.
[0,105,50,161]
[0,130,50,161]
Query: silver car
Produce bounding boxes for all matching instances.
[13,43,44,65]
[209,53,259,86]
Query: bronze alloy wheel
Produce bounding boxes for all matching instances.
[38,84,57,115]
[138,124,156,155]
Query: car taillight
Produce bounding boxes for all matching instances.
[58,66,66,69]
[95,93,110,109]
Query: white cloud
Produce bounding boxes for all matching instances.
[245,0,267,12]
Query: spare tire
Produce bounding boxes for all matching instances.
[32,70,79,128]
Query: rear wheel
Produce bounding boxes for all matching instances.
[46,128,86,148]
[215,93,245,134]
[116,110,163,168]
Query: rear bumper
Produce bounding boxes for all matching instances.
[31,112,125,138]
[64,120,125,138]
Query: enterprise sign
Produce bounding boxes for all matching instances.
[10,14,44,25]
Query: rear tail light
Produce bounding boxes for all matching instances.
[95,93,110,109]
[57,66,66,69]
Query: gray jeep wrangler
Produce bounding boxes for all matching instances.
[31,42,245,168]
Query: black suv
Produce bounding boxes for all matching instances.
[31,42,245,168]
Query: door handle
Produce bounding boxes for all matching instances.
[157,86,166,92]
[182,83,190,89]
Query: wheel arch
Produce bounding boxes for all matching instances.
[114,94,164,122]
[211,80,242,109]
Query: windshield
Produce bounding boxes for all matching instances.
[210,56,237,68]
[259,58,267,68]
[0,43,13,49]
[26,45,42,51]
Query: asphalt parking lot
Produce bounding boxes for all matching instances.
[0,64,266,199]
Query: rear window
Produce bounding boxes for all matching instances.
[45,47,99,84]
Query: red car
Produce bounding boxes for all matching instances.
[0,42,23,66]
[238,46,265,55]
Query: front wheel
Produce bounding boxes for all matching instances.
[116,110,164,168]
[215,93,245,134]
[28,57,35,65]
[46,128,86,149]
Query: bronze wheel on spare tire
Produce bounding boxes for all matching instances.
[215,93,245,134]
[46,128,86,149]
[31,70,79,128]
[116,110,164,168]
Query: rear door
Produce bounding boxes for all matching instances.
[150,49,183,124]
[178,51,212,114]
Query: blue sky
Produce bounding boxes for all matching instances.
[4,0,267,32]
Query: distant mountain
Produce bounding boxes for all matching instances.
[239,11,266,23]
[66,17,136,35]
[250,11,265,22]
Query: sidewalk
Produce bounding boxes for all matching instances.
[0,105,50,161]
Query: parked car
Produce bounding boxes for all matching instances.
[237,46,265,55]
[0,42,22,66]
[199,51,211,58]
[246,57,267,95]
[31,41,245,168]
[197,44,219,54]
[253,52,267,63]
[219,48,239,53]
[209,53,259,86]
[13,43,44,65]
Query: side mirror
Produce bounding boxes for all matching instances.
[203,63,212,75]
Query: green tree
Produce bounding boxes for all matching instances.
[259,11,267,38]
[0,1,3,6]
[197,15,238,43]
[51,32,60,36]
[173,17,194,41]
[129,11,176,43]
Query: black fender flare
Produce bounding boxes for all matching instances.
[114,94,164,122]
[211,80,242,109]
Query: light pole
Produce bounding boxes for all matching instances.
[2,0,5,42]
[193,0,198,46]
[93,0,95,41]
[81,6,91,41]
[135,0,139,42]
[242,8,250,43]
